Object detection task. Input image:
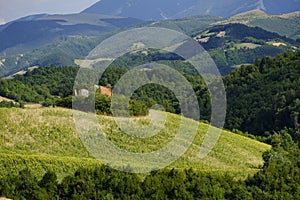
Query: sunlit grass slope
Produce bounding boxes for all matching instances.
[0,107,270,178]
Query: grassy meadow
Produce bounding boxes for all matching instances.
[0,107,271,179]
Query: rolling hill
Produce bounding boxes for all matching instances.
[1,8,300,77]
[0,13,142,53]
[2,22,299,77]
[0,13,142,76]
[194,23,300,74]
[0,14,220,77]
[146,15,222,36]
[216,10,300,39]
[0,107,270,179]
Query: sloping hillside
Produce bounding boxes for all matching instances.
[216,10,300,38]
[0,13,142,76]
[0,107,270,178]
[224,50,300,136]
[0,13,142,53]
[194,23,299,74]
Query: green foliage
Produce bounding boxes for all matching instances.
[0,166,244,199]
[0,100,19,108]
[98,54,211,120]
[0,66,78,103]
[2,49,300,140]
[1,143,299,200]
[95,92,112,115]
[224,50,300,137]
[243,36,266,45]
[33,52,75,67]
[128,99,149,116]
[56,96,73,109]
[243,129,300,199]
[2,51,300,198]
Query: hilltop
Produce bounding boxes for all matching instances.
[216,10,300,38]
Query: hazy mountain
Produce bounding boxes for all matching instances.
[0,13,142,53]
[82,0,300,20]
[0,13,143,76]
[1,1,300,77]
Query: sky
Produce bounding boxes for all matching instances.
[0,0,100,25]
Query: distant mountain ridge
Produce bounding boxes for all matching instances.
[216,10,300,38]
[0,1,300,77]
[0,13,142,53]
[82,0,300,20]
[194,23,300,74]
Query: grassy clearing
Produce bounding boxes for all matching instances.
[234,43,261,49]
[0,107,271,179]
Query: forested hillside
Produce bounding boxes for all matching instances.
[0,66,77,103]
[194,23,300,74]
[1,50,300,139]
[224,50,300,138]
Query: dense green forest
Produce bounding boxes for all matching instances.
[224,50,300,138]
[0,66,148,116]
[0,66,77,103]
